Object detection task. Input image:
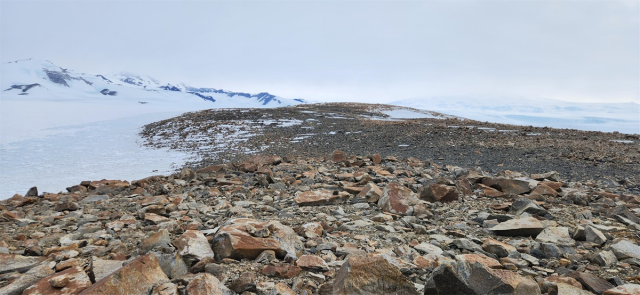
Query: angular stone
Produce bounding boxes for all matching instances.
[153,253,188,279]
[228,271,257,293]
[294,190,349,206]
[456,254,502,269]
[566,271,615,295]
[377,182,419,215]
[592,250,618,267]
[23,266,91,295]
[79,254,169,295]
[261,263,302,278]
[603,284,640,295]
[54,202,79,212]
[144,213,171,224]
[0,254,47,274]
[173,230,215,266]
[298,222,323,239]
[482,238,517,258]
[178,168,196,181]
[554,283,594,295]
[413,243,444,256]
[610,240,640,260]
[333,254,419,295]
[420,184,460,203]
[530,184,559,197]
[585,226,607,245]
[140,229,173,254]
[0,260,55,295]
[332,150,348,162]
[151,282,179,295]
[357,182,382,203]
[212,219,304,261]
[186,273,233,295]
[90,257,124,282]
[540,276,583,293]
[491,217,544,237]
[536,227,576,246]
[296,255,330,272]
[483,178,532,195]
[509,198,548,217]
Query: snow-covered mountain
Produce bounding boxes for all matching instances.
[391,96,640,134]
[1,58,306,107]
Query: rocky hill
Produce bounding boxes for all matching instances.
[1,103,639,295]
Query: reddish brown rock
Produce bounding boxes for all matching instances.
[481,238,517,258]
[196,164,226,173]
[150,283,179,295]
[212,219,304,261]
[23,266,91,295]
[483,178,532,195]
[262,263,302,278]
[603,284,640,295]
[228,272,257,293]
[296,255,330,272]
[185,273,232,295]
[78,254,169,295]
[294,190,349,206]
[333,254,419,295]
[456,254,502,269]
[332,150,348,162]
[530,183,559,197]
[372,153,382,165]
[357,182,383,203]
[298,222,324,239]
[420,183,460,203]
[378,182,419,215]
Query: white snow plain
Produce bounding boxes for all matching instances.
[390,96,640,134]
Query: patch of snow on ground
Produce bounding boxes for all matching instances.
[0,112,193,197]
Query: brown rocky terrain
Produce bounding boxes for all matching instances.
[1,103,639,295]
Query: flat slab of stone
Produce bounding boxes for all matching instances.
[491,217,544,237]
[0,254,47,274]
[294,190,349,206]
[610,240,640,260]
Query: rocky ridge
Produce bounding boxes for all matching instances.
[1,150,640,294]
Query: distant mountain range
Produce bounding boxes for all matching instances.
[1,58,306,108]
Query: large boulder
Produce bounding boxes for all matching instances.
[79,254,169,295]
[212,219,304,261]
[333,253,419,295]
[483,178,532,195]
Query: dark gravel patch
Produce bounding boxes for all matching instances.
[140,103,640,187]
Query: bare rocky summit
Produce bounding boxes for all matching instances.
[1,103,639,294]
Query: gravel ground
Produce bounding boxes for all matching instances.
[140,103,640,188]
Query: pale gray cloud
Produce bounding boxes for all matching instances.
[1,0,638,103]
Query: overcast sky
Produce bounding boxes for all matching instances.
[1,0,638,103]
